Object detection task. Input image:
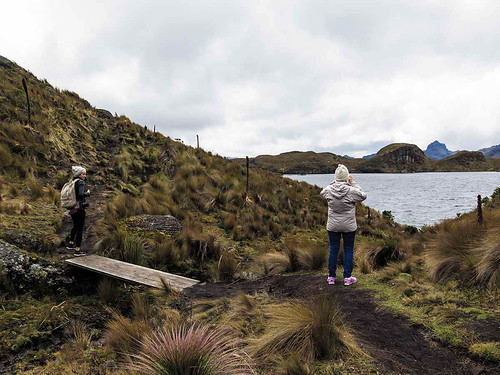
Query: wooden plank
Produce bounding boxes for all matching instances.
[65,255,199,291]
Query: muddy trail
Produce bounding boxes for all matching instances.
[184,274,497,375]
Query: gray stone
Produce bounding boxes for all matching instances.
[126,214,182,235]
[0,55,14,69]
[96,108,114,119]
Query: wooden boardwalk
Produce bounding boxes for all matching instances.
[65,255,199,291]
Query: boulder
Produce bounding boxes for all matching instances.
[0,55,14,69]
[126,214,182,235]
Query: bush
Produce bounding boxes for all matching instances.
[129,324,253,374]
[254,295,361,361]
[404,225,418,235]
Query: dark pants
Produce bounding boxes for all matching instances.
[328,230,356,278]
[70,209,86,247]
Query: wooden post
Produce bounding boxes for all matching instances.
[367,207,371,220]
[196,135,199,149]
[154,125,156,133]
[477,195,483,224]
[22,78,31,125]
[246,156,249,194]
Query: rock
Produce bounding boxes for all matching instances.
[0,55,14,69]
[0,240,73,294]
[96,109,114,119]
[126,214,182,235]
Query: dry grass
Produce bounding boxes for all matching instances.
[426,213,487,283]
[132,293,152,322]
[128,324,254,374]
[98,278,118,305]
[217,250,238,281]
[68,320,93,352]
[474,227,500,289]
[254,295,362,361]
[106,313,151,358]
[298,244,327,271]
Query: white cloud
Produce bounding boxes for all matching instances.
[1,0,499,157]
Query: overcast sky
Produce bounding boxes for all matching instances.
[1,1,500,157]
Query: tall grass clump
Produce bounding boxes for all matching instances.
[254,295,361,361]
[119,235,144,265]
[475,227,500,289]
[68,320,94,352]
[426,214,487,283]
[98,277,118,305]
[298,244,327,271]
[129,324,253,374]
[106,313,151,358]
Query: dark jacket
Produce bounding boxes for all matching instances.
[73,177,90,210]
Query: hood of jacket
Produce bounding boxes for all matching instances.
[328,181,350,199]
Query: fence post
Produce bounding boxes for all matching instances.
[22,78,31,125]
[196,135,199,149]
[477,195,483,224]
[246,156,249,195]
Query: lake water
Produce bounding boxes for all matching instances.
[285,172,499,227]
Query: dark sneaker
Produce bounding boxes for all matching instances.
[73,250,86,257]
[66,243,76,250]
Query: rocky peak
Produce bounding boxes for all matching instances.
[424,140,455,160]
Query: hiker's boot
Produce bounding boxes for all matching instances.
[327,277,336,285]
[73,250,86,257]
[344,276,357,286]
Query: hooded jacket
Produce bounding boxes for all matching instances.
[320,180,367,232]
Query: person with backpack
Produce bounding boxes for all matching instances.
[63,166,90,256]
[320,164,367,286]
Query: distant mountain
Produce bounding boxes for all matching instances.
[424,141,456,160]
[478,144,500,158]
[342,154,354,159]
[242,143,498,174]
[362,153,376,159]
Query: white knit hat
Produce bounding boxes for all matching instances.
[335,164,349,181]
[72,166,86,177]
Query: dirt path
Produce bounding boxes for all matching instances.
[184,274,497,375]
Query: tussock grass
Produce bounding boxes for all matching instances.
[98,278,118,305]
[132,293,152,322]
[106,313,151,358]
[217,251,238,281]
[129,324,253,374]
[68,320,93,352]
[426,213,488,283]
[474,227,500,290]
[298,244,327,271]
[254,295,362,361]
[278,355,313,375]
[153,240,179,265]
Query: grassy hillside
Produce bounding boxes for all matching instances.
[1,56,499,374]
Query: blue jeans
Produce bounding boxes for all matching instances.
[328,230,356,278]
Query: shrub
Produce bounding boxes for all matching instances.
[404,225,418,235]
[382,210,394,222]
[26,178,45,199]
[254,295,361,361]
[129,324,253,374]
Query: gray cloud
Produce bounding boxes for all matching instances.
[1,0,499,157]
